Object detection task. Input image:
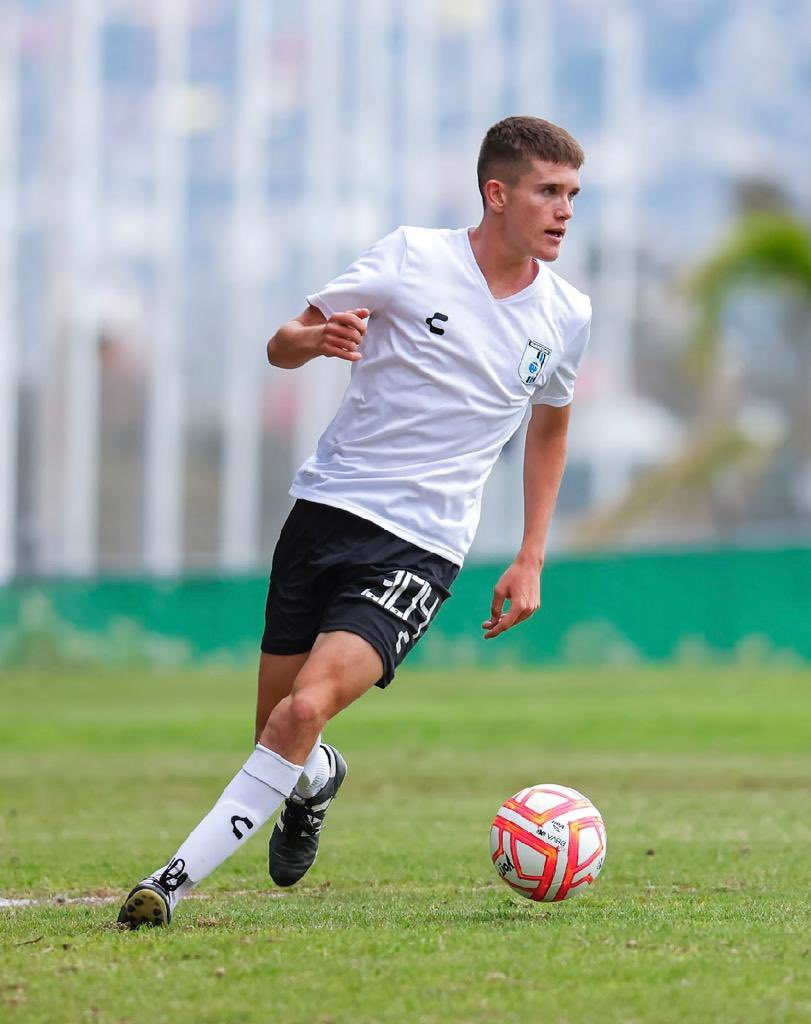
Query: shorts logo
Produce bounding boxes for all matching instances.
[361,570,441,653]
[519,339,551,385]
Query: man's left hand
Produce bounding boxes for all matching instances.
[481,556,542,640]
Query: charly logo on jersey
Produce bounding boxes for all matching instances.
[518,339,552,386]
[425,312,448,336]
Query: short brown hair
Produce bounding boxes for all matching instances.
[477,116,584,202]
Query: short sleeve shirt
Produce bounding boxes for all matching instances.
[291,226,591,565]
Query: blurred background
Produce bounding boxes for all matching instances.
[1,0,809,667]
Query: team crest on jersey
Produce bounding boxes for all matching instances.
[518,339,552,385]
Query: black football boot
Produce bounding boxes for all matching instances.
[268,744,347,887]
[116,857,189,929]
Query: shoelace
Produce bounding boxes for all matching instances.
[282,799,326,839]
[158,857,189,892]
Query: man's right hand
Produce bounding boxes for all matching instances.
[319,308,370,362]
[267,306,370,369]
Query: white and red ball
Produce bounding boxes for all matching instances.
[490,783,606,902]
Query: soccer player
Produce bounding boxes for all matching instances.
[118,116,591,928]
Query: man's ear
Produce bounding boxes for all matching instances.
[483,178,507,213]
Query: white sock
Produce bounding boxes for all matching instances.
[295,737,330,798]
[151,744,302,905]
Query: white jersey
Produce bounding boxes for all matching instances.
[290,226,591,566]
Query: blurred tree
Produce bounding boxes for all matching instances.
[687,211,811,378]
[573,208,811,548]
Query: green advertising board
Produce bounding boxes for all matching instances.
[1,546,808,669]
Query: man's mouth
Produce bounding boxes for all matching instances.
[544,229,565,241]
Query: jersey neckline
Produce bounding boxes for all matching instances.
[459,227,543,305]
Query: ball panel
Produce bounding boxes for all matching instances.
[522,788,593,821]
[550,816,607,901]
[490,813,563,900]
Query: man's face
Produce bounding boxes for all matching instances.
[501,159,581,262]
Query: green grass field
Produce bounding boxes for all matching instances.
[1,665,809,1024]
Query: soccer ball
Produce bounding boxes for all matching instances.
[490,783,606,902]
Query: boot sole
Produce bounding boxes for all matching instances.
[117,885,170,929]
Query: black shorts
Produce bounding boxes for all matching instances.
[261,499,460,688]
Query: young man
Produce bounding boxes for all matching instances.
[118,116,591,928]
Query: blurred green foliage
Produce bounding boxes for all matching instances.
[688,211,811,377]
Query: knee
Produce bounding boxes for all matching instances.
[285,689,327,733]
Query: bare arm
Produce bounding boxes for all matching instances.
[266,305,370,369]
[482,402,571,639]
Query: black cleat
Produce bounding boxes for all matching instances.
[269,744,347,887]
[117,880,171,929]
[116,858,188,930]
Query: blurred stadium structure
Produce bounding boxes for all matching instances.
[1,0,810,586]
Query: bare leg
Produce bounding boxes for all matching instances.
[254,651,311,743]
[259,630,384,765]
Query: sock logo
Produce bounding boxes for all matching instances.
[230,815,254,840]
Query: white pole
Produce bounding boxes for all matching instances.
[0,5,20,584]
[145,0,188,575]
[353,0,394,237]
[221,0,270,570]
[402,0,441,226]
[515,0,554,118]
[293,0,346,472]
[599,5,640,400]
[593,5,641,507]
[63,0,102,575]
[467,0,505,141]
